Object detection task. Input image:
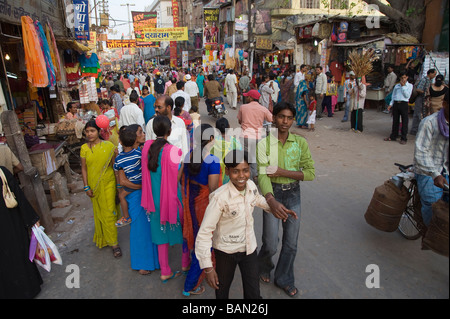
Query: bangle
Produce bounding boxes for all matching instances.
[204,268,214,274]
[116,184,122,188]
[84,186,91,191]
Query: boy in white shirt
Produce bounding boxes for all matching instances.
[195,150,296,299]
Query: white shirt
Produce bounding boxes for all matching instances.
[225,74,238,92]
[294,71,305,88]
[171,90,192,112]
[184,80,199,97]
[118,103,145,129]
[195,179,271,269]
[315,72,327,94]
[389,82,413,106]
[145,115,189,162]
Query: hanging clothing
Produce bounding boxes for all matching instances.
[35,21,56,86]
[21,16,48,87]
[45,24,61,81]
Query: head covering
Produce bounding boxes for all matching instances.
[243,89,261,100]
[185,74,191,80]
[348,71,355,76]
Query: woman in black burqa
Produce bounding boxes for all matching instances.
[0,166,43,298]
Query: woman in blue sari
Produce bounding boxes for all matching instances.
[295,79,309,128]
[196,71,205,98]
[141,86,156,124]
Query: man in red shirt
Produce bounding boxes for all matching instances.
[238,90,273,182]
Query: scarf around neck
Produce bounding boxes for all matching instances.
[438,108,449,139]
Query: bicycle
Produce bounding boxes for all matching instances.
[394,163,449,241]
[394,163,426,240]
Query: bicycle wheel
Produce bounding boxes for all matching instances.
[67,145,82,174]
[398,180,423,240]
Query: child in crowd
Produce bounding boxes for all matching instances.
[189,104,201,129]
[195,150,297,299]
[307,94,317,132]
[113,125,146,227]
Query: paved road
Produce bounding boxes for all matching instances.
[36,99,449,300]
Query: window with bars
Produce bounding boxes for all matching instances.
[330,0,349,9]
[300,0,320,9]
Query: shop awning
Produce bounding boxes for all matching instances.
[56,39,91,53]
[331,36,385,47]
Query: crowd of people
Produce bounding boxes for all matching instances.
[1,60,448,299]
[48,64,318,299]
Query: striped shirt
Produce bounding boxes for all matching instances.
[414,112,449,180]
[113,148,142,184]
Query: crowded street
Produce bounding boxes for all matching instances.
[0,0,448,305]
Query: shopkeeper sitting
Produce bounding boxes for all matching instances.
[66,102,79,120]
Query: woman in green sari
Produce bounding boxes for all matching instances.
[81,119,122,258]
[295,79,309,128]
[196,71,205,98]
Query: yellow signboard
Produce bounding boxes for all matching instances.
[143,27,188,42]
[256,37,272,50]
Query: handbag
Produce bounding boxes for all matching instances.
[0,168,18,208]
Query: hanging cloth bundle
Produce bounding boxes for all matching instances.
[21,16,49,87]
[35,20,56,87]
[45,23,62,82]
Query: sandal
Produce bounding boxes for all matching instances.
[384,137,395,141]
[138,270,152,275]
[115,216,132,227]
[112,246,122,258]
[259,274,270,284]
[399,140,407,145]
[276,284,298,297]
[182,285,205,296]
[161,271,181,283]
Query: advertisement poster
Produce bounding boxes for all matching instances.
[203,8,220,45]
[182,51,188,68]
[252,9,271,35]
[131,11,159,47]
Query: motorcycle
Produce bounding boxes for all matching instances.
[208,97,227,119]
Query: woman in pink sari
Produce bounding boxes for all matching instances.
[141,115,189,282]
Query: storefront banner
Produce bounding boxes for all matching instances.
[204,8,219,45]
[131,11,159,47]
[73,0,90,40]
[106,40,137,49]
[182,51,188,68]
[143,27,188,41]
[170,0,180,68]
[256,37,272,50]
[0,0,66,36]
[106,40,157,49]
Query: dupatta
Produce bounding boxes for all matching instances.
[141,140,183,226]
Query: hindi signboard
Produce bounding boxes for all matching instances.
[73,0,89,40]
[143,27,188,42]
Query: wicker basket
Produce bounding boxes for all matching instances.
[422,200,449,257]
[365,180,410,232]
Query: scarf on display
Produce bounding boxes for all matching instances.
[438,108,449,139]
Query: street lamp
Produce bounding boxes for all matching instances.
[120,3,135,39]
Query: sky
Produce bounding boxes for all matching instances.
[93,0,152,39]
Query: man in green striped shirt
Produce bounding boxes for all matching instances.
[257,101,315,297]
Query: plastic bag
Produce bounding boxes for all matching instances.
[30,225,62,272]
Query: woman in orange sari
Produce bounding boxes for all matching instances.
[182,124,221,296]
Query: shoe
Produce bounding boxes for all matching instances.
[115,216,132,227]
[399,140,407,145]
[341,119,348,122]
